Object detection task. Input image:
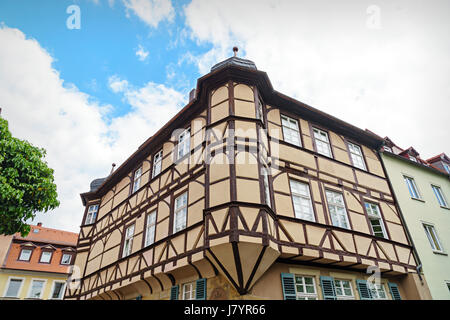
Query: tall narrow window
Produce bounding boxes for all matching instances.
[431,185,448,207]
[132,166,143,194]
[85,204,99,225]
[294,275,318,300]
[177,128,191,160]
[423,223,443,252]
[174,192,188,233]
[182,282,196,300]
[326,190,350,229]
[152,149,163,178]
[122,225,135,258]
[28,280,45,299]
[281,115,301,147]
[365,202,387,238]
[256,97,264,121]
[313,128,332,158]
[290,180,315,222]
[144,210,157,247]
[348,142,366,170]
[403,176,420,199]
[262,167,271,208]
[4,278,23,298]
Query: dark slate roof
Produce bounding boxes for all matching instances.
[211,56,257,72]
[90,177,107,192]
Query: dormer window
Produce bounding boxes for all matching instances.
[409,156,417,162]
[383,146,392,153]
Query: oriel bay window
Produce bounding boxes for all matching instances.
[289,179,315,222]
[173,192,188,233]
[364,202,388,238]
[281,114,301,147]
[325,190,350,229]
[122,224,135,258]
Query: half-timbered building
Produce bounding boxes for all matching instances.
[66,51,431,300]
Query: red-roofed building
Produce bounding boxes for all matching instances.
[0,223,78,300]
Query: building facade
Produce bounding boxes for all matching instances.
[381,141,450,299]
[0,223,78,300]
[66,55,431,300]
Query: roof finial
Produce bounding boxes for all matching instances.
[233,46,238,57]
[110,163,116,175]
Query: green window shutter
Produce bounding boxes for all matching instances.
[388,282,401,300]
[195,278,207,300]
[170,285,179,300]
[356,280,373,300]
[281,273,296,300]
[319,276,337,300]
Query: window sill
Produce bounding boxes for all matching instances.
[432,250,448,256]
[411,197,425,203]
[439,206,450,211]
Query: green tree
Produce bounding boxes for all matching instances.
[0,116,59,236]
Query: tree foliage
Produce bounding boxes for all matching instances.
[0,116,59,236]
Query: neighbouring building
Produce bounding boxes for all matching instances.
[66,51,432,301]
[381,139,450,299]
[0,223,78,300]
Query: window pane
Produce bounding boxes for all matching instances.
[29,280,45,298]
[52,282,65,299]
[19,249,32,261]
[40,251,52,263]
[61,254,71,264]
[6,279,22,297]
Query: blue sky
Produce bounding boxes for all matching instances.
[0,0,449,233]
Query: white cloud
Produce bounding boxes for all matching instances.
[135,44,149,61]
[123,0,175,28]
[0,25,185,233]
[184,0,450,159]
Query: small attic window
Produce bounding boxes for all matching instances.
[409,156,417,162]
[383,146,392,153]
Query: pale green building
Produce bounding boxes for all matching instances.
[381,139,450,299]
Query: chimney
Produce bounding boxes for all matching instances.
[189,88,196,102]
[37,222,42,227]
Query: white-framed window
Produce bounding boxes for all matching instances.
[383,146,392,153]
[262,166,271,208]
[40,251,52,263]
[369,283,388,300]
[152,149,163,178]
[423,223,444,253]
[326,190,350,229]
[3,277,24,298]
[61,253,72,265]
[18,248,32,261]
[294,275,318,300]
[177,128,191,160]
[290,179,315,222]
[122,225,135,258]
[348,142,366,170]
[313,128,332,158]
[334,279,355,300]
[132,166,143,193]
[182,281,196,300]
[431,185,448,207]
[85,204,99,225]
[50,281,66,300]
[281,115,301,147]
[443,163,450,174]
[174,192,188,233]
[365,202,388,238]
[27,279,46,299]
[404,176,421,199]
[144,210,157,247]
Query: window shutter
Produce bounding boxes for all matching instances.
[356,280,373,300]
[319,276,337,300]
[195,278,207,300]
[280,273,296,300]
[388,282,401,300]
[170,285,179,300]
